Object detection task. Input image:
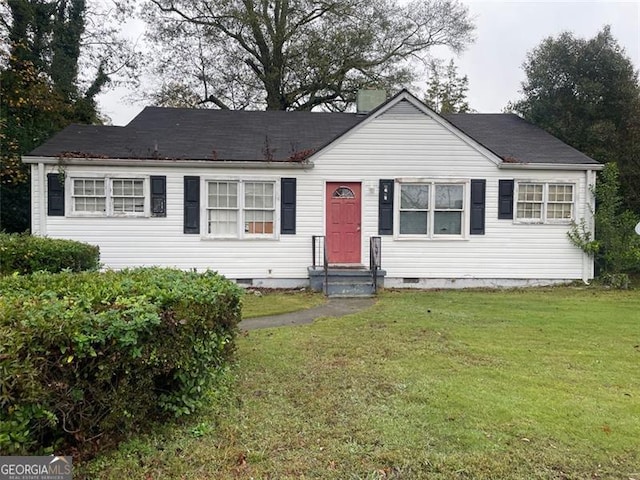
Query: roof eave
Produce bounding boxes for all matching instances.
[22,156,313,169]
[498,162,604,171]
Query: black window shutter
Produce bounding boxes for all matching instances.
[150,175,166,217]
[378,179,394,235]
[47,173,65,216]
[183,176,200,234]
[280,178,296,234]
[470,179,486,235]
[498,179,514,219]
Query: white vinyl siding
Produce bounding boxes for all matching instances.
[516,182,574,224]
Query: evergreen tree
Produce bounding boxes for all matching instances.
[424,59,470,113]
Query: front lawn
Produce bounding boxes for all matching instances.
[241,289,326,318]
[82,288,640,479]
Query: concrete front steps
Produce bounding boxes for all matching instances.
[308,266,386,297]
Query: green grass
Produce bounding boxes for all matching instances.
[241,289,326,318]
[81,288,640,479]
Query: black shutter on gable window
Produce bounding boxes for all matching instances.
[378,179,394,235]
[150,176,166,217]
[183,176,200,234]
[498,179,514,219]
[470,179,486,235]
[47,173,65,216]
[280,178,296,234]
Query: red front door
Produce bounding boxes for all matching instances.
[326,182,361,264]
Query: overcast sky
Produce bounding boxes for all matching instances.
[96,0,640,125]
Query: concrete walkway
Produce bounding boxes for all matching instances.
[239,297,376,331]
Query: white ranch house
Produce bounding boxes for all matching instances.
[24,90,602,295]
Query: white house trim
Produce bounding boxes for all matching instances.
[499,162,604,171]
[22,156,312,170]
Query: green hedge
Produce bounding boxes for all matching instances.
[0,268,243,454]
[0,233,100,275]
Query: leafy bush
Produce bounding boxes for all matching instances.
[0,233,100,275]
[0,268,242,455]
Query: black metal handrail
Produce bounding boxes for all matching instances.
[369,236,381,293]
[312,235,328,295]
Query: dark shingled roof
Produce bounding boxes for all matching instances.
[443,113,600,165]
[28,104,600,166]
[29,107,365,161]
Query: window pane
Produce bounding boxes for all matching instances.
[245,182,274,209]
[264,183,274,208]
[517,203,542,219]
[549,184,573,202]
[401,185,429,209]
[245,210,274,234]
[548,203,573,219]
[435,185,464,209]
[333,187,355,198]
[208,209,237,235]
[518,184,543,202]
[208,181,238,209]
[434,211,462,234]
[400,211,428,234]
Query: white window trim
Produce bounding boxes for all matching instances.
[514,181,576,225]
[394,178,470,240]
[202,177,280,240]
[66,175,150,217]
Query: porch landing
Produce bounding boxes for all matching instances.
[308,266,386,297]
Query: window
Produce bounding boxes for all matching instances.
[207,181,238,235]
[112,179,145,213]
[244,182,274,234]
[73,179,106,213]
[206,180,275,238]
[516,182,574,223]
[332,186,355,198]
[516,183,543,220]
[71,177,147,216]
[398,182,466,237]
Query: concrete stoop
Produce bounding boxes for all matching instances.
[308,266,386,297]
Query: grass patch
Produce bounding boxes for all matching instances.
[241,289,326,318]
[81,288,640,479]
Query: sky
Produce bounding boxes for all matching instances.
[96,0,640,125]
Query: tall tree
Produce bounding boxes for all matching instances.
[0,0,137,232]
[140,0,475,111]
[510,26,640,213]
[424,58,470,113]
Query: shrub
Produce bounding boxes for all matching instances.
[0,268,243,455]
[0,233,100,275]
[568,163,640,279]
